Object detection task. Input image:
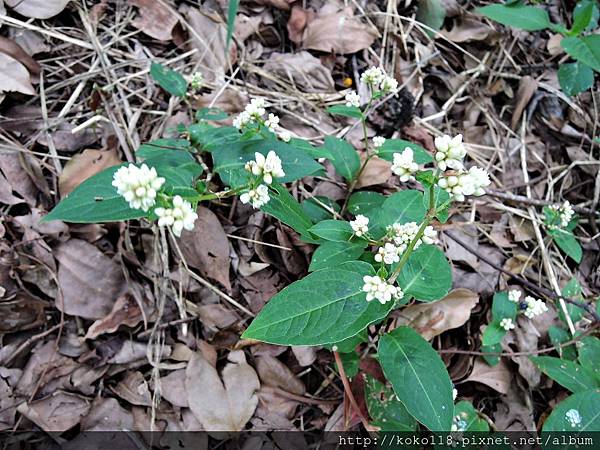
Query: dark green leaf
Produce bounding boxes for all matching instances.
[324,329,368,353]
[491,291,517,322]
[549,326,578,361]
[309,241,366,272]
[226,0,239,51]
[578,336,600,379]
[481,321,508,347]
[558,62,594,96]
[561,35,600,72]
[196,107,228,121]
[323,136,360,182]
[478,4,552,31]
[347,191,386,216]
[150,62,188,97]
[326,105,363,119]
[188,123,240,150]
[559,278,586,324]
[453,401,490,432]
[337,351,360,378]
[261,183,315,240]
[368,190,427,239]
[550,228,582,263]
[416,0,446,36]
[571,0,596,35]
[377,139,433,164]
[481,343,501,366]
[309,220,354,242]
[302,196,340,223]
[531,356,600,393]
[365,375,418,431]
[542,390,600,432]
[398,245,452,302]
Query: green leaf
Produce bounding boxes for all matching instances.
[196,107,228,121]
[309,220,354,242]
[377,139,433,164]
[302,196,340,223]
[398,245,452,302]
[478,4,552,31]
[261,183,315,240]
[559,278,586,324]
[481,321,508,347]
[453,401,490,432]
[561,35,600,72]
[416,0,446,35]
[326,105,363,119]
[542,390,600,432]
[347,191,386,216]
[309,241,366,272]
[531,356,600,393]
[324,329,368,353]
[290,138,333,160]
[574,0,600,32]
[558,62,594,96]
[491,291,518,322]
[242,261,394,345]
[43,165,145,223]
[188,123,240,150]
[150,62,188,97]
[578,336,600,379]
[368,190,427,239]
[378,326,454,431]
[548,326,578,361]
[481,343,501,366]
[429,186,451,223]
[323,136,360,182]
[550,228,582,263]
[570,0,595,35]
[226,0,239,52]
[337,351,360,378]
[365,375,418,431]
[137,139,191,157]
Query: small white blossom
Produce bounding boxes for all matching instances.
[360,66,385,86]
[112,164,165,212]
[244,151,285,185]
[549,201,574,229]
[345,90,361,108]
[362,275,403,304]
[508,290,522,303]
[452,388,458,401]
[566,409,582,427]
[264,113,280,133]
[279,130,291,142]
[523,296,548,319]
[434,134,467,171]
[154,195,198,237]
[188,71,204,90]
[375,242,401,265]
[422,225,438,245]
[350,215,369,237]
[437,167,490,201]
[391,148,419,182]
[387,221,436,254]
[233,98,267,129]
[373,136,386,148]
[380,75,398,94]
[240,184,270,209]
[467,166,491,196]
[499,317,515,331]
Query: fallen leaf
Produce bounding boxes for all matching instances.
[395,288,479,340]
[291,346,317,367]
[196,303,238,331]
[84,294,145,339]
[466,358,512,394]
[356,155,391,188]
[0,293,45,332]
[186,350,260,431]
[59,148,121,196]
[511,76,538,130]
[17,391,90,432]
[264,51,335,93]
[442,18,499,43]
[287,6,313,44]
[131,0,178,41]
[55,239,127,319]
[160,369,189,408]
[0,36,40,76]
[0,53,35,95]
[179,206,231,291]
[301,6,378,54]
[5,0,69,19]
[81,397,134,431]
[255,355,306,395]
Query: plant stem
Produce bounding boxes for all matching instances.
[333,351,374,431]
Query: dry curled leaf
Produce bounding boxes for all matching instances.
[59,148,121,197]
[5,0,70,19]
[185,350,260,431]
[0,53,35,96]
[131,0,178,41]
[17,391,90,432]
[264,51,335,93]
[0,36,40,76]
[84,294,144,340]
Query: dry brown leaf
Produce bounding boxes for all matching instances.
[442,18,499,43]
[17,391,90,432]
[0,53,35,96]
[287,6,313,44]
[255,355,306,395]
[59,148,121,196]
[396,288,479,340]
[179,206,231,291]
[0,36,40,76]
[84,294,145,340]
[264,51,335,93]
[55,239,127,319]
[466,358,512,394]
[5,0,69,19]
[254,0,294,10]
[0,293,45,333]
[291,345,317,367]
[196,303,238,331]
[111,371,152,407]
[81,397,134,431]
[511,76,538,130]
[185,350,260,431]
[160,369,189,408]
[356,155,391,188]
[131,0,178,41]
[301,6,377,54]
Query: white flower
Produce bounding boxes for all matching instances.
[361,66,385,86]
[422,225,437,245]
[372,136,386,148]
[233,111,251,129]
[240,184,270,209]
[350,215,369,237]
[549,201,574,229]
[452,388,458,401]
[387,221,436,253]
[523,296,548,319]
[154,195,198,237]
[279,130,291,142]
[437,167,489,201]
[374,242,401,265]
[188,71,204,90]
[566,409,582,427]
[380,75,398,93]
[233,98,267,129]
[112,163,165,212]
[467,166,491,196]
[508,290,522,303]
[434,134,467,171]
[391,148,419,182]
[362,275,403,304]
[499,317,515,331]
[264,113,280,133]
[345,90,361,108]
[244,151,285,185]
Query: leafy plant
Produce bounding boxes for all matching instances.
[478,0,600,96]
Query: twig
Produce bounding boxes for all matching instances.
[485,189,600,217]
[333,351,374,431]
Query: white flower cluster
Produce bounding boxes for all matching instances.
[434,134,491,201]
[360,66,398,93]
[112,164,165,212]
[508,289,522,303]
[244,151,285,185]
[188,71,204,91]
[233,98,291,142]
[566,409,582,428]
[375,242,401,265]
[522,295,548,319]
[548,201,574,229]
[155,195,198,237]
[240,185,270,209]
[391,147,419,182]
[373,136,386,148]
[499,317,515,331]
[350,215,369,237]
[345,90,361,108]
[372,222,436,265]
[362,275,403,304]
